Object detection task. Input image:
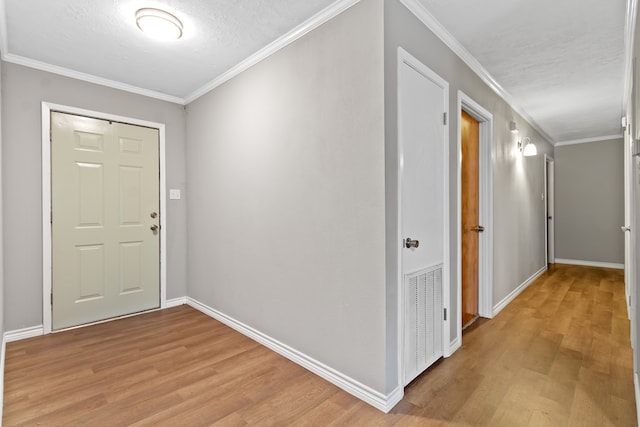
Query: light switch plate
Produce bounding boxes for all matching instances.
[169,189,181,200]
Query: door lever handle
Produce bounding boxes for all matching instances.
[470,225,485,232]
[405,238,419,249]
[150,225,159,233]
[621,226,631,232]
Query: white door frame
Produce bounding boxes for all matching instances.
[42,102,168,334]
[456,92,494,340]
[396,47,450,390]
[544,155,555,265]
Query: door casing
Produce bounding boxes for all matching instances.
[396,47,451,392]
[42,102,168,334]
[456,92,494,342]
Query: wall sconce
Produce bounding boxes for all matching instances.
[518,136,537,156]
[510,122,537,156]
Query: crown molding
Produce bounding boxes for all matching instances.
[0,0,360,106]
[183,0,361,104]
[2,53,185,104]
[0,0,7,56]
[555,134,624,147]
[623,0,638,114]
[399,0,556,145]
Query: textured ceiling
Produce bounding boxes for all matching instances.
[0,0,632,143]
[3,0,337,100]
[418,0,628,143]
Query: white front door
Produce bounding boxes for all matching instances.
[51,112,160,330]
[398,49,448,385]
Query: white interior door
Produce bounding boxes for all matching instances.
[51,112,160,330]
[399,49,448,386]
[546,158,555,263]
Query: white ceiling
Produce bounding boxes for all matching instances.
[417,0,629,143]
[0,0,633,144]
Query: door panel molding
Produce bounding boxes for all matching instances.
[42,102,167,334]
[456,92,494,342]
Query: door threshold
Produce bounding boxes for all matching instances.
[52,306,162,333]
[462,315,480,331]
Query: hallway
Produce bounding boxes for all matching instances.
[3,265,634,426]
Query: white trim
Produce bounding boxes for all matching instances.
[5,54,184,105]
[623,0,638,114]
[166,297,187,308]
[183,0,361,104]
[493,266,547,316]
[554,259,625,270]
[635,372,640,427]
[186,297,401,413]
[555,134,624,147]
[4,325,44,343]
[396,47,451,383]
[0,0,7,56]
[456,91,495,348]
[398,0,555,145]
[41,102,168,334]
[446,337,461,356]
[0,337,5,422]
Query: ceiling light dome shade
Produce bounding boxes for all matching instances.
[136,8,183,40]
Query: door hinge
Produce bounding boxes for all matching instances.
[444,308,447,321]
[50,293,53,306]
[443,112,447,125]
[50,210,53,224]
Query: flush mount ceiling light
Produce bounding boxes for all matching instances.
[136,8,183,41]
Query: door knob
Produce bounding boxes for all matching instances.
[405,238,419,249]
[150,225,159,233]
[622,226,631,232]
[150,212,158,219]
[470,225,485,232]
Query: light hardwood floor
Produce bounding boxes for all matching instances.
[3,264,636,426]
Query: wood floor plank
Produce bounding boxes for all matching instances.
[3,264,635,426]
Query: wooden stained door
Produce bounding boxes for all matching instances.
[51,112,160,330]
[461,110,480,329]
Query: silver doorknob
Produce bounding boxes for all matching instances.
[405,238,419,249]
[622,226,631,232]
[150,225,159,233]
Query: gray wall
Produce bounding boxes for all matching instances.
[186,0,387,392]
[2,62,188,330]
[383,0,554,389]
[555,139,624,264]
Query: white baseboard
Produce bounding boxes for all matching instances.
[186,297,400,412]
[635,373,640,427]
[0,337,5,422]
[555,258,624,270]
[445,336,461,357]
[493,266,547,317]
[4,325,44,343]
[165,297,187,308]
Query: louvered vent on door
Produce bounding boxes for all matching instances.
[404,264,443,385]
